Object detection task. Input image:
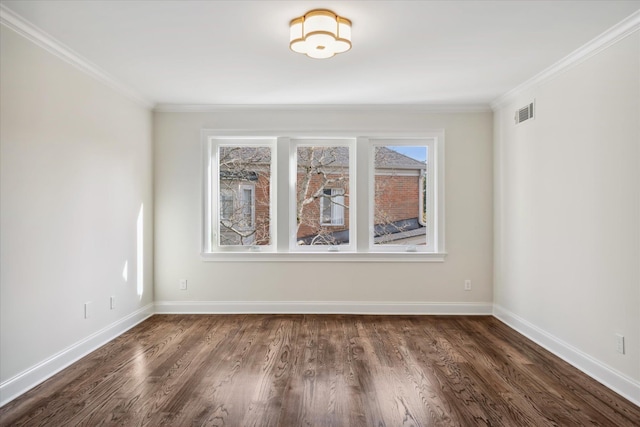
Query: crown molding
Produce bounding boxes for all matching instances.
[153,103,493,113]
[0,4,154,109]
[491,9,640,111]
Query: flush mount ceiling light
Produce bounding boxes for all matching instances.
[289,9,352,59]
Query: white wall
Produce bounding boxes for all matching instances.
[153,109,493,309]
[493,31,640,391]
[0,25,153,400]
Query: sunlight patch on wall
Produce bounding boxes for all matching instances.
[136,204,144,298]
[122,260,128,282]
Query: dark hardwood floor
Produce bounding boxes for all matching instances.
[1,315,639,426]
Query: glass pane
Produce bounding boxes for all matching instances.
[321,189,332,225]
[221,191,234,220]
[241,188,253,227]
[320,188,345,226]
[218,146,271,246]
[373,146,428,246]
[296,146,350,245]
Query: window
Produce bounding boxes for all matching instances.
[291,140,354,250]
[370,142,435,253]
[203,131,444,260]
[320,188,345,226]
[218,185,256,244]
[204,139,275,250]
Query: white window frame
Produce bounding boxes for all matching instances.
[202,130,445,261]
[203,136,276,252]
[289,138,356,253]
[368,139,438,253]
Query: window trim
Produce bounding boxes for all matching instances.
[289,138,356,253]
[368,139,436,253]
[203,136,277,252]
[201,130,446,261]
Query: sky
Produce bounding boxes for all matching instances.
[387,146,428,162]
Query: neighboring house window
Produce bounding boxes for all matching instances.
[239,185,255,227]
[320,188,345,226]
[203,132,444,259]
[220,191,234,221]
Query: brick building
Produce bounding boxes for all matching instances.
[218,146,426,246]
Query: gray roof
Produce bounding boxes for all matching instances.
[375,147,426,170]
[219,146,425,170]
[296,146,426,170]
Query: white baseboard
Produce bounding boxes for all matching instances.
[154,300,494,315]
[493,304,640,406]
[4,302,637,409]
[0,303,154,407]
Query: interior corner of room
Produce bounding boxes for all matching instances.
[0,0,639,416]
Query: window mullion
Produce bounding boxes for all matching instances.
[356,137,370,252]
[277,137,290,252]
[202,138,214,253]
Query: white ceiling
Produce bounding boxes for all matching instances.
[1,1,639,107]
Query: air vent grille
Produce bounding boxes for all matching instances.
[515,102,534,124]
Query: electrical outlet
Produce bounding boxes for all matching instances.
[615,334,625,354]
[179,279,188,290]
[464,280,472,291]
[110,296,116,310]
[84,302,91,319]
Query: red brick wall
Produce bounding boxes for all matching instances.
[252,172,421,242]
[374,175,421,225]
[296,173,350,240]
[254,172,271,244]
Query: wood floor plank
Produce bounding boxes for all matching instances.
[1,315,639,427]
[142,315,250,426]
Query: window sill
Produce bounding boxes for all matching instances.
[200,252,447,262]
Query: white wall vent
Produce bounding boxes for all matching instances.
[515,102,534,124]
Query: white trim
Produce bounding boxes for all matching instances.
[204,136,277,252]
[200,251,447,262]
[493,305,640,406]
[3,304,637,409]
[289,138,356,252]
[202,131,446,258]
[491,10,640,110]
[200,130,449,139]
[154,104,492,113]
[0,303,154,407]
[155,301,493,315]
[0,4,153,109]
[368,137,440,253]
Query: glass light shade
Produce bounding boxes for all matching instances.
[304,10,338,38]
[305,33,337,59]
[289,9,351,59]
[335,17,352,53]
[289,18,306,53]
